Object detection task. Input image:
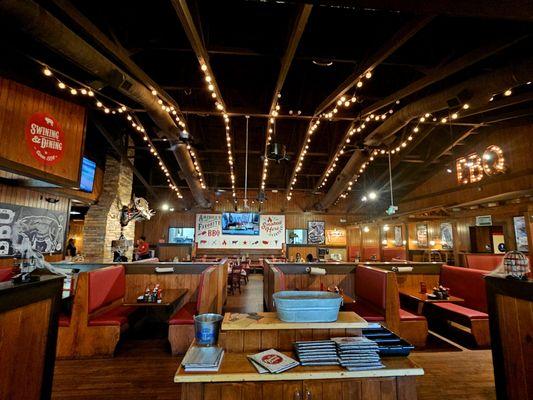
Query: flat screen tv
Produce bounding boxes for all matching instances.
[80,157,96,192]
[222,212,260,235]
[168,227,195,244]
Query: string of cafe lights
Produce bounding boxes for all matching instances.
[333,78,532,205]
[260,94,281,193]
[40,63,187,198]
[198,61,237,201]
[317,102,400,191]
[286,70,374,201]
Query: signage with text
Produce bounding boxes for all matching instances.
[456,145,506,185]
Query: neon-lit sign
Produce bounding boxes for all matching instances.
[456,145,506,185]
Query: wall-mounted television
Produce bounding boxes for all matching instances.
[79,157,96,192]
[168,227,195,244]
[222,212,260,235]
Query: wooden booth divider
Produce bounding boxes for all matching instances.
[54,260,229,358]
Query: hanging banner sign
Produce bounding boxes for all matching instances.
[25,112,65,165]
[196,214,285,249]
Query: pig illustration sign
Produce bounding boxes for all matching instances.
[196,214,284,249]
[0,203,66,256]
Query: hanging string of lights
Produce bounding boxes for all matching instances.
[148,90,206,190]
[260,94,281,193]
[316,103,399,191]
[286,70,374,201]
[198,60,237,201]
[332,78,532,206]
[40,63,185,198]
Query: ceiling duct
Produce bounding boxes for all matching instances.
[316,58,533,211]
[0,0,210,208]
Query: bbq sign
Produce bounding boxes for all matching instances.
[25,112,65,165]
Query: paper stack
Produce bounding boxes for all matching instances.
[181,346,224,372]
[332,337,384,371]
[293,340,339,366]
[248,349,299,373]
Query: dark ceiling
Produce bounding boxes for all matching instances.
[0,0,532,211]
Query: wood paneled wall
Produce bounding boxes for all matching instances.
[400,123,533,213]
[0,78,86,187]
[136,190,349,245]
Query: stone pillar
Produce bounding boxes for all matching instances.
[83,153,135,262]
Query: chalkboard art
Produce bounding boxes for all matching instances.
[0,203,66,257]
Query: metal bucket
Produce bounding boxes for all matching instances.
[194,313,223,346]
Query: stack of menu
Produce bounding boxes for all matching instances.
[248,349,299,374]
[332,337,384,371]
[293,340,339,366]
[181,346,224,372]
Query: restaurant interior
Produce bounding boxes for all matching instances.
[0,1,532,399]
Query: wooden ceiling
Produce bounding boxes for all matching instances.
[0,0,532,211]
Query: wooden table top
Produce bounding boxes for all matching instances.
[222,311,368,331]
[174,351,423,383]
[124,288,188,307]
[399,288,464,303]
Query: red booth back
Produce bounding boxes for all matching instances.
[465,254,503,271]
[0,268,12,282]
[355,266,387,311]
[362,247,380,261]
[382,248,407,262]
[439,265,488,313]
[88,265,126,313]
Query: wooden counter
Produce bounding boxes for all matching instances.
[175,352,423,383]
[174,351,423,399]
[222,311,368,330]
[0,275,63,400]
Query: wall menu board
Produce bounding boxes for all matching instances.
[325,228,346,246]
[0,78,86,186]
[0,202,67,256]
[195,214,285,249]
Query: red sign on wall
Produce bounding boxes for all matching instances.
[25,112,65,165]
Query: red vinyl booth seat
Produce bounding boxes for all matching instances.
[432,303,488,320]
[87,265,136,327]
[0,268,12,282]
[439,265,488,313]
[89,306,137,326]
[345,301,385,322]
[168,302,197,325]
[399,309,426,321]
[168,266,212,326]
[429,265,490,346]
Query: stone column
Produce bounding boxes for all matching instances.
[83,153,135,262]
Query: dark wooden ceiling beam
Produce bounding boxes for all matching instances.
[315,15,434,116]
[261,4,312,190]
[48,0,187,120]
[310,17,434,194]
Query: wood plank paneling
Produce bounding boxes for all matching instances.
[0,78,86,186]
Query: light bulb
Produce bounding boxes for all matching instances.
[58,82,66,89]
[365,71,372,79]
[43,67,52,76]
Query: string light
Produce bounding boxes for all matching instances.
[199,61,236,200]
[287,69,376,201]
[39,61,190,199]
